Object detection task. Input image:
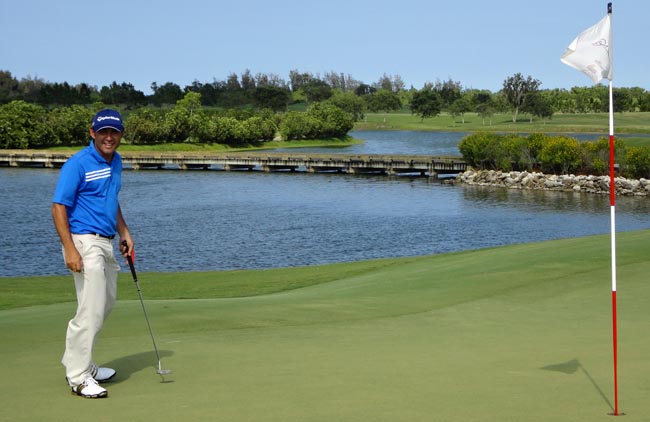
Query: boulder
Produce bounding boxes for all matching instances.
[456,170,650,197]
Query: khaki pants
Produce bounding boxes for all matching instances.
[61,234,119,387]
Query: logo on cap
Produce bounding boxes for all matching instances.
[92,109,124,132]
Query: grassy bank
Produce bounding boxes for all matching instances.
[2,231,650,421]
[354,111,650,135]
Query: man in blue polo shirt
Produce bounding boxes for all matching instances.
[52,108,134,399]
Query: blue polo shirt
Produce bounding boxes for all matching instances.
[52,143,122,237]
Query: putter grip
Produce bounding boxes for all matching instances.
[122,241,138,282]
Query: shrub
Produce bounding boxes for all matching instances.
[523,133,550,170]
[538,136,581,174]
[0,100,53,148]
[164,92,207,143]
[200,116,241,145]
[305,103,354,138]
[47,105,95,146]
[458,132,515,170]
[624,146,650,179]
[124,108,166,144]
[279,111,322,140]
[325,92,366,121]
[236,116,277,143]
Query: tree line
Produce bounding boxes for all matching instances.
[3,68,650,122]
[410,73,650,125]
[0,69,406,111]
[0,92,354,149]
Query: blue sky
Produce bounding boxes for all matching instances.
[1,0,647,94]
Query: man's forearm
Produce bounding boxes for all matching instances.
[52,203,74,249]
[116,204,133,257]
[116,205,130,238]
[52,203,83,272]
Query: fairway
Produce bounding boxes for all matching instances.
[2,231,650,421]
[354,111,650,135]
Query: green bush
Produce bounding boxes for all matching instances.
[580,137,609,175]
[458,132,513,170]
[458,132,638,176]
[305,103,354,138]
[591,157,607,175]
[538,136,581,174]
[47,105,95,146]
[625,146,650,179]
[279,111,322,140]
[325,92,366,121]
[0,101,53,148]
[578,137,627,176]
[0,96,356,148]
[200,116,241,145]
[523,133,550,170]
[164,92,207,143]
[124,108,166,144]
[236,116,277,143]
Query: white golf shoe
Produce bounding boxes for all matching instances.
[71,377,108,398]
[93,367,116,383]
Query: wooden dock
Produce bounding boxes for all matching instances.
[0,150,466,177]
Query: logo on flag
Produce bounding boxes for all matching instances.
[560,14,612,84]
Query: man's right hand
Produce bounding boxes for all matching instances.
[65,247,83,272]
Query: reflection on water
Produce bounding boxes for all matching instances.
[275,130,465,156]
[2,166,650,277]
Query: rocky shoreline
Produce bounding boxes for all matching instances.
[456,169,650,197]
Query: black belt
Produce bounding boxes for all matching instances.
[90,233,115,240]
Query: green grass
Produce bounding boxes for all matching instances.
[621,137,650,148]
[355,111,650,134]
[3,231,650,421]
[0,258,408,310]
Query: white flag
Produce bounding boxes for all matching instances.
[561,14,612,84]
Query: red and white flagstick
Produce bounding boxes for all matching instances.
[608,79,619,416]
[606,4,619,415]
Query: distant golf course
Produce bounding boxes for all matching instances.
[355,111,650,136]
[2,230,650,421]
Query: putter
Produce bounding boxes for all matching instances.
[122,241,172,378]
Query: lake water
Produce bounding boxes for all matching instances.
[280,131,466,155]
[2,130,649,277]
[279,130,642,156]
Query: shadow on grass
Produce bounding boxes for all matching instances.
[102,350,174,383]
[541,358,613,413]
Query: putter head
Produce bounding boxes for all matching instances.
[157,362,172,376]
[157,368,173,383]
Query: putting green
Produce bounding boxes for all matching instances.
[2,231,650,421]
